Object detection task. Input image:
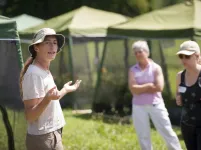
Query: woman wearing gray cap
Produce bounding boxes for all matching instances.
[19,28,81,150]
[129,41,181,150]
[176,41,201,150]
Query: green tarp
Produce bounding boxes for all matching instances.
[12,14,44,31]
[0,16,19,39]
[108,1,201,39]
[19,6,128,38]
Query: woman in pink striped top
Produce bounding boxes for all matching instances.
[128,41,181,150]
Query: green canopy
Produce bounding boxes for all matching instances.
[108,1,201,39]
[0,16,19,39]
[19,6,128,38]
[12,14,44,31]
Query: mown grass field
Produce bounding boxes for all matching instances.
[0,109,186,150]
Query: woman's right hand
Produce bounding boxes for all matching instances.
[176,94,182,106]
[45,87,61,101]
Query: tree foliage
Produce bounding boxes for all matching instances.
[1,0,184,19]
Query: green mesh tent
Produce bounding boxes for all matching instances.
[108,0,201,39]
[18,6,129,111]
[106,0,201,124]
[0,15,24,150]
[12,14,44,31]
[19,6,128,38]
[0,15,23,108]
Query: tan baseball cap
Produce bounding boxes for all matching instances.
[29,28,65,57]
[176,40,200,55]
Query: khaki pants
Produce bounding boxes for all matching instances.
[26,128,63,150]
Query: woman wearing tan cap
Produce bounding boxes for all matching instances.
[20,28,81,150]
[176,40,201,150]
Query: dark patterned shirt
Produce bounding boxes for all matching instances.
[179,70,201,126]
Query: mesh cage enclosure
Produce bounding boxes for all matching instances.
[53,38,135,111]
[21,37,133,111]
[0,40,25,150]
[91,39,135,115]
[20,38,186,121]
[0,40,22,109]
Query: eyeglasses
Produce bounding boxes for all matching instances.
[178,54,191,59]
[134,51,143,55]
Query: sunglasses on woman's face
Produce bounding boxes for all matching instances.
[178,54,191,59]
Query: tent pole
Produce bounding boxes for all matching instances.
[67,36,75,82]
[13,40,23,143]
[59,50,65,77]
[191,36,196,41]
[159,40,172,99]
[95,41,99,70]
[84,43,93,85]
[124,39,129,79]
[92,40,108,111]
[147,40,152,59]
[67,36,76,109]
[16,40,24,69]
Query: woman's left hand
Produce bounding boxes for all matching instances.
[176,95,182,106]
[63,80,82,93]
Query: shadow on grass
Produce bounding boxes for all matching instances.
[72,112,184,141]
[73,112,132,125]
[71,106,182,124]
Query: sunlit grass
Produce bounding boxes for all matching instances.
[0,109,186,150]
[62,110,186,150]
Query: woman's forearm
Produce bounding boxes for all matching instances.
[25,97,50,123]
[130,83,152,95]
[59,88,68,100]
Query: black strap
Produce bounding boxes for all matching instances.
[181,70,186,84]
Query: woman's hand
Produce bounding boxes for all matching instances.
[176,94,182,106]
[63,80,82,93]
[46,87,61,101]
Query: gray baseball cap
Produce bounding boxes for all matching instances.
[29,28,65,57]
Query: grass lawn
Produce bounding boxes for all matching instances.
[0,109,186,150]
[62,110,186,150]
